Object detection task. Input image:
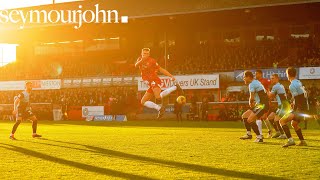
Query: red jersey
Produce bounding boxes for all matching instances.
[138,57,161,82]
[258,78,271,91]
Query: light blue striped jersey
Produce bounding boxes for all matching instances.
[249,80,267,104]
[270,82,287,106]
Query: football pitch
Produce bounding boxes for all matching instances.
[0,120,319,179]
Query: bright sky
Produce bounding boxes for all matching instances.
[0,0,82,67]
[0,0,82,10]
[0,44,18,67]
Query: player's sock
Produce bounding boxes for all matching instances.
[264,119,273,132]
[295,128,305,140]
[11,120,21,134]
[256,120,263,135]
[269,119,278,131]
[160,86,177,98]
[281,124,292,139]
[276,121,284,134]
[32,121,38,134]
[250,121,261,136]
[144,101,161,111]
[242,118,251,133]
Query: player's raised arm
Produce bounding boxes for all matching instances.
[12,96,20,115]
[135,57,144,68]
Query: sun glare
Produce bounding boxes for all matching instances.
[0,44,18,67]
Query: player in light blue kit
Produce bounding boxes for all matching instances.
[267,74,289,139]
[10,81,42,140]
[241,71,269,143]
[280,67,308,147]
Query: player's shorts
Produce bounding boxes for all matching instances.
[276,102,291,117]
[145,79,162,93]
[17,109,34,120]
[252,103,269,119]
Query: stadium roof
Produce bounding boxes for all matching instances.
[2,0,320,18]
[1,0,320,43]
[0,0,318,30]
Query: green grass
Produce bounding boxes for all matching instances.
[0,120,319,179]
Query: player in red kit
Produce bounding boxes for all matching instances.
[135,48,182,119]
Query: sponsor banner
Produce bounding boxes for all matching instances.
[0,81,24,90]
[82,78,92,87]
[82,106,104,118]
[115,115,127,121]
[72,79,82,87]
[112,77,123,85]
[62,77,136,88]
[123,77,133,85]
[102,78,112,86]
[133,76,140,84]
[62,79,82,88]
[0,79,61,91]
[138,74,219,91]
[92,78,102,86]
[234,68,298,81]
[62,79,72,88]
[37,79,61,90]
[94,115,114,121]
[299,67,320,79]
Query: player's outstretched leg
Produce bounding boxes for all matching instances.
[157,82,183,119]
[160,83,183,98]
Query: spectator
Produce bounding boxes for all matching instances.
[200,97,209,121]
[174,101,183,121]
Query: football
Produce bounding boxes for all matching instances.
[176,96,186,104]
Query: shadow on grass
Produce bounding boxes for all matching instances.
[38,120,246,129]
[21,139,287,180]
[260,142,282,146]
[0,143,154,180]
[262,141,320,150]
[299,146,320,150]
[2,120,320,130]
[306,139,320,142]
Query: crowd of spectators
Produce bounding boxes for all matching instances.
[221,91,248,102]
[0,57,136,80]
[0,86,140,120]
[0,39,320,81]
[0,87,137,105]
[170,45,285,74]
